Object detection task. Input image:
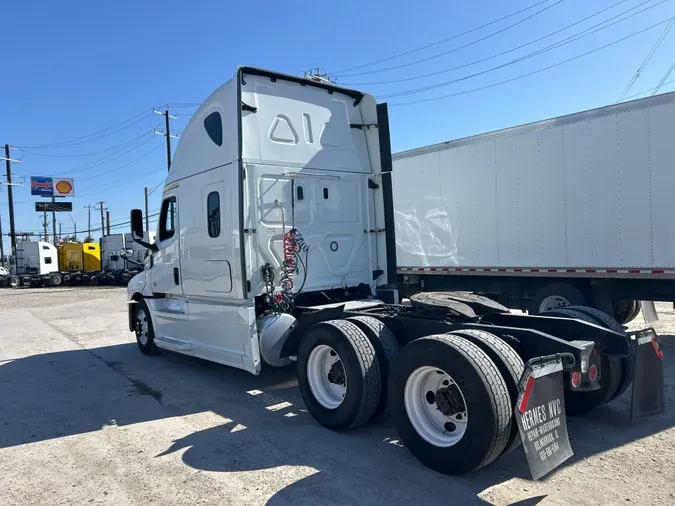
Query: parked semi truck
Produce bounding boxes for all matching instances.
[126,67,661,477]
[394,91,675,324]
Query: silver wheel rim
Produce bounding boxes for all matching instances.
[137,308,149,346]
[307,345,346,409]
[404,366,468,447]
[539,295,570,313]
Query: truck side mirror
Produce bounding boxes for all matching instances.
[131,209,144,241]
[129,209,158,253]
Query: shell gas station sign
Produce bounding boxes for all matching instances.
[30,177,75,197]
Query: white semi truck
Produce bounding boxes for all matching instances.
[393,91,675,324]
[126,67,660,477]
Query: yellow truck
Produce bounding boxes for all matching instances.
[58,242,101,272]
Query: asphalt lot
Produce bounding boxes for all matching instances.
[1,287,675,505]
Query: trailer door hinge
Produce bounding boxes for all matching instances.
[241,102,257,113]
[368,178,380,189]
[350,123,378,130]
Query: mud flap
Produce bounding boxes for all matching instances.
[515,354,574,480]
[630,328,665,421]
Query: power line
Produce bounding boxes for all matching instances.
[333,0,565,78]
[380,8,674,100]
[650,60,675,94]
[344,0,652,86]
[19,131,155,159]
[331,0,558,75]
[389,16,674,106]
[617,15,675,101]
[76,143,163,182]
[15,109,153,150]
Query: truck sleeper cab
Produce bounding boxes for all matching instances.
[127,67,649,477]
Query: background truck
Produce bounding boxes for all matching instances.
[125,67,660,478]
[393,91,675,324]
[9,241,61,287]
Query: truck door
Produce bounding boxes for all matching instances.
[151,188,183,296]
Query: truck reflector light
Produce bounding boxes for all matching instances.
[571,372,581,388]
[518,375,535,414]
[651,339,664,360]
[588,365,598,382]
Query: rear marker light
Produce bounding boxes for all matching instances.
[588,365,598,382]
[651,339,664,360]
[518,375,535,414]
[571,372,582,388]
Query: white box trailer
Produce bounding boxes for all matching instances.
[393,91,675,322]
[123,67,660,478]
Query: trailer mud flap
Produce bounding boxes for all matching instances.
[630,328,665,421]
[515,354,574,480]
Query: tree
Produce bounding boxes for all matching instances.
[84,236,94,243]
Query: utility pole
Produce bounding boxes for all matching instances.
[42,209,48,241]
[52,197,57,245]
[154,107,177,171]
[83,204,92,239]
[106,210,110,236]
[95,201,106,238]
[144,187,149,232]
[0,213,4,267]
[3,144,19,264]
[58,222,62,243]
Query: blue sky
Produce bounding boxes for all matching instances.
[1,0,674,253]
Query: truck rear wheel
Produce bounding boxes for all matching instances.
[388,334,511,474]
[542,307,622,414]
[347,316,400,418]
[567,305,634,402]
[528,283,587,315]
[9,275,21,288]
[51,273,63,287]
[613,299,639,325]
[297,320,381,431]
[449,329,524,455]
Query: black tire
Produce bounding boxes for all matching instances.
[73,273,83,286]
[450,329,524,455]
[51,273,63,287]
[347,316,400,418]
[542,307,622,414]
[80,273,91,286]
[63,273,73,286]
[388,334,511,474]
[528,283,587,315]
[134,299,159,356]
[626,300,641,324]
[297,320,381,431]
[567,305,634,402]
[9,275,21,288]
[90,275,100,286]
[613,299,639,325]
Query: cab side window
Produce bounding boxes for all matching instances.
[207,191,220,238]
[159,197,177,242]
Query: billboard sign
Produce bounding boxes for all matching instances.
[35,202,73,212]
[30,177,75,197]
[30,176,54,197]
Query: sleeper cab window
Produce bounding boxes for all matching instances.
[207,191,220,238]
[159,197,177,242]
[204,111,223,147]
[45,257,52,264]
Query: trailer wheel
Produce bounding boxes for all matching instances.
[388,334,511,474]
[90,275,100,286]
[542,308,622,414]
[346,316,400,418]
[449,329,524,455]
[9,275,21,288]
[613,299,639,324]
[51,273,63,287]
[80,273,90,286]
[529,283,587,315]
[63,273,73,286]
[135,299,159,356]
[297,320,381,431]
[566,305,635,402]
